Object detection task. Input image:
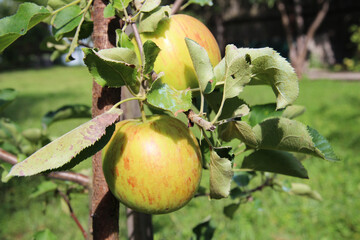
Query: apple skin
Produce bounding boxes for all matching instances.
[136,14,221,90]
[102,115,202,214]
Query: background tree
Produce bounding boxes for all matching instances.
[210,0,330,77]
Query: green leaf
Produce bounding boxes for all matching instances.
[185,38,216,94]
[223,203,240,219]
[209,149,233,199]
[0,88,17,113]
[241,150,309,179]
[220,121,258,148]
[115,29,135,49]
[42,104,91,129]
[282,105,306,119]
[289,183,323,201]
[113,0,131,10]
[205,91,247,120]
[214,58,225,84]
[33,229,58,240]
[143,40,161,74]
[83,48,140,93]
[307,126,339,161]
[29,181,58,198]
[7,108,123,177]
[22,128,42,143]
[47,0,74,10]
[188,0,213,6]
[40,36,69,51]
[237,47,299,109]
[0,118,23,147]
[223,45,252,99]
[40,36,70,61]
[253,117,338,161]
[0,2,50,53]
[54,15,82,40]
[243,103,283,127]
[65,14,90,62]
[139,0,161,12]
[192,216,216,240]
[1,163,12,183]
[53,6,82,41]
[138,6,171,33]
[230,187,247,199]
[103,3,116,18]
[53,5,81,29]
[146,80,192,115]
[242,104,305,127]
[233,172,251,187]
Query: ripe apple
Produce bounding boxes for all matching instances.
[135,14,221,90]
[102,115,202,214]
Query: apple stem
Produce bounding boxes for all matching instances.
[201,128,214,150]
[110,96,146,111]
[140,101,147,123]
[211,89,226,125]
[199,92,205,114]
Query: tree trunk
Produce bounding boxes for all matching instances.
[90,0,121,239]
[276,0,330,78]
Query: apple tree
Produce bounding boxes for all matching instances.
[0,0,339,239]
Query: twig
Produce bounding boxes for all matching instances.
[246,177,274,195]
[214,115,243,126]
[57,189,88,239]
[78,40,92,48]
[194,177,274,199]
[0,148,91,189]
[130,20,144,65]
[171,0,184,15]
[185,110,216,131]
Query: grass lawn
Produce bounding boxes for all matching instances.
[0,67,359,239]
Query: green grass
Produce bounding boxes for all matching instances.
[1,67,359,239]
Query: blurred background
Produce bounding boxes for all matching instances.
[0,0,359,239]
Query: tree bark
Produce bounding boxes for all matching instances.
[90,0,121,239]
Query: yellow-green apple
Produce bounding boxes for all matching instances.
[102,115,202,214]
[135,14,221,90]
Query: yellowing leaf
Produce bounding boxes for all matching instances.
[209,149,233,199]
[8,108,123,177]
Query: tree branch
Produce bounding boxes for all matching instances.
[171,0,184,15]
[58,189,88,239]
[0,148,91,189]
[185,110,216,131]
[299,0,330,65]
[131,20,144,65]
[276,0,294,55]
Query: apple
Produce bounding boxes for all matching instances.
[102,115,202,214]
[136,14,221,90]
